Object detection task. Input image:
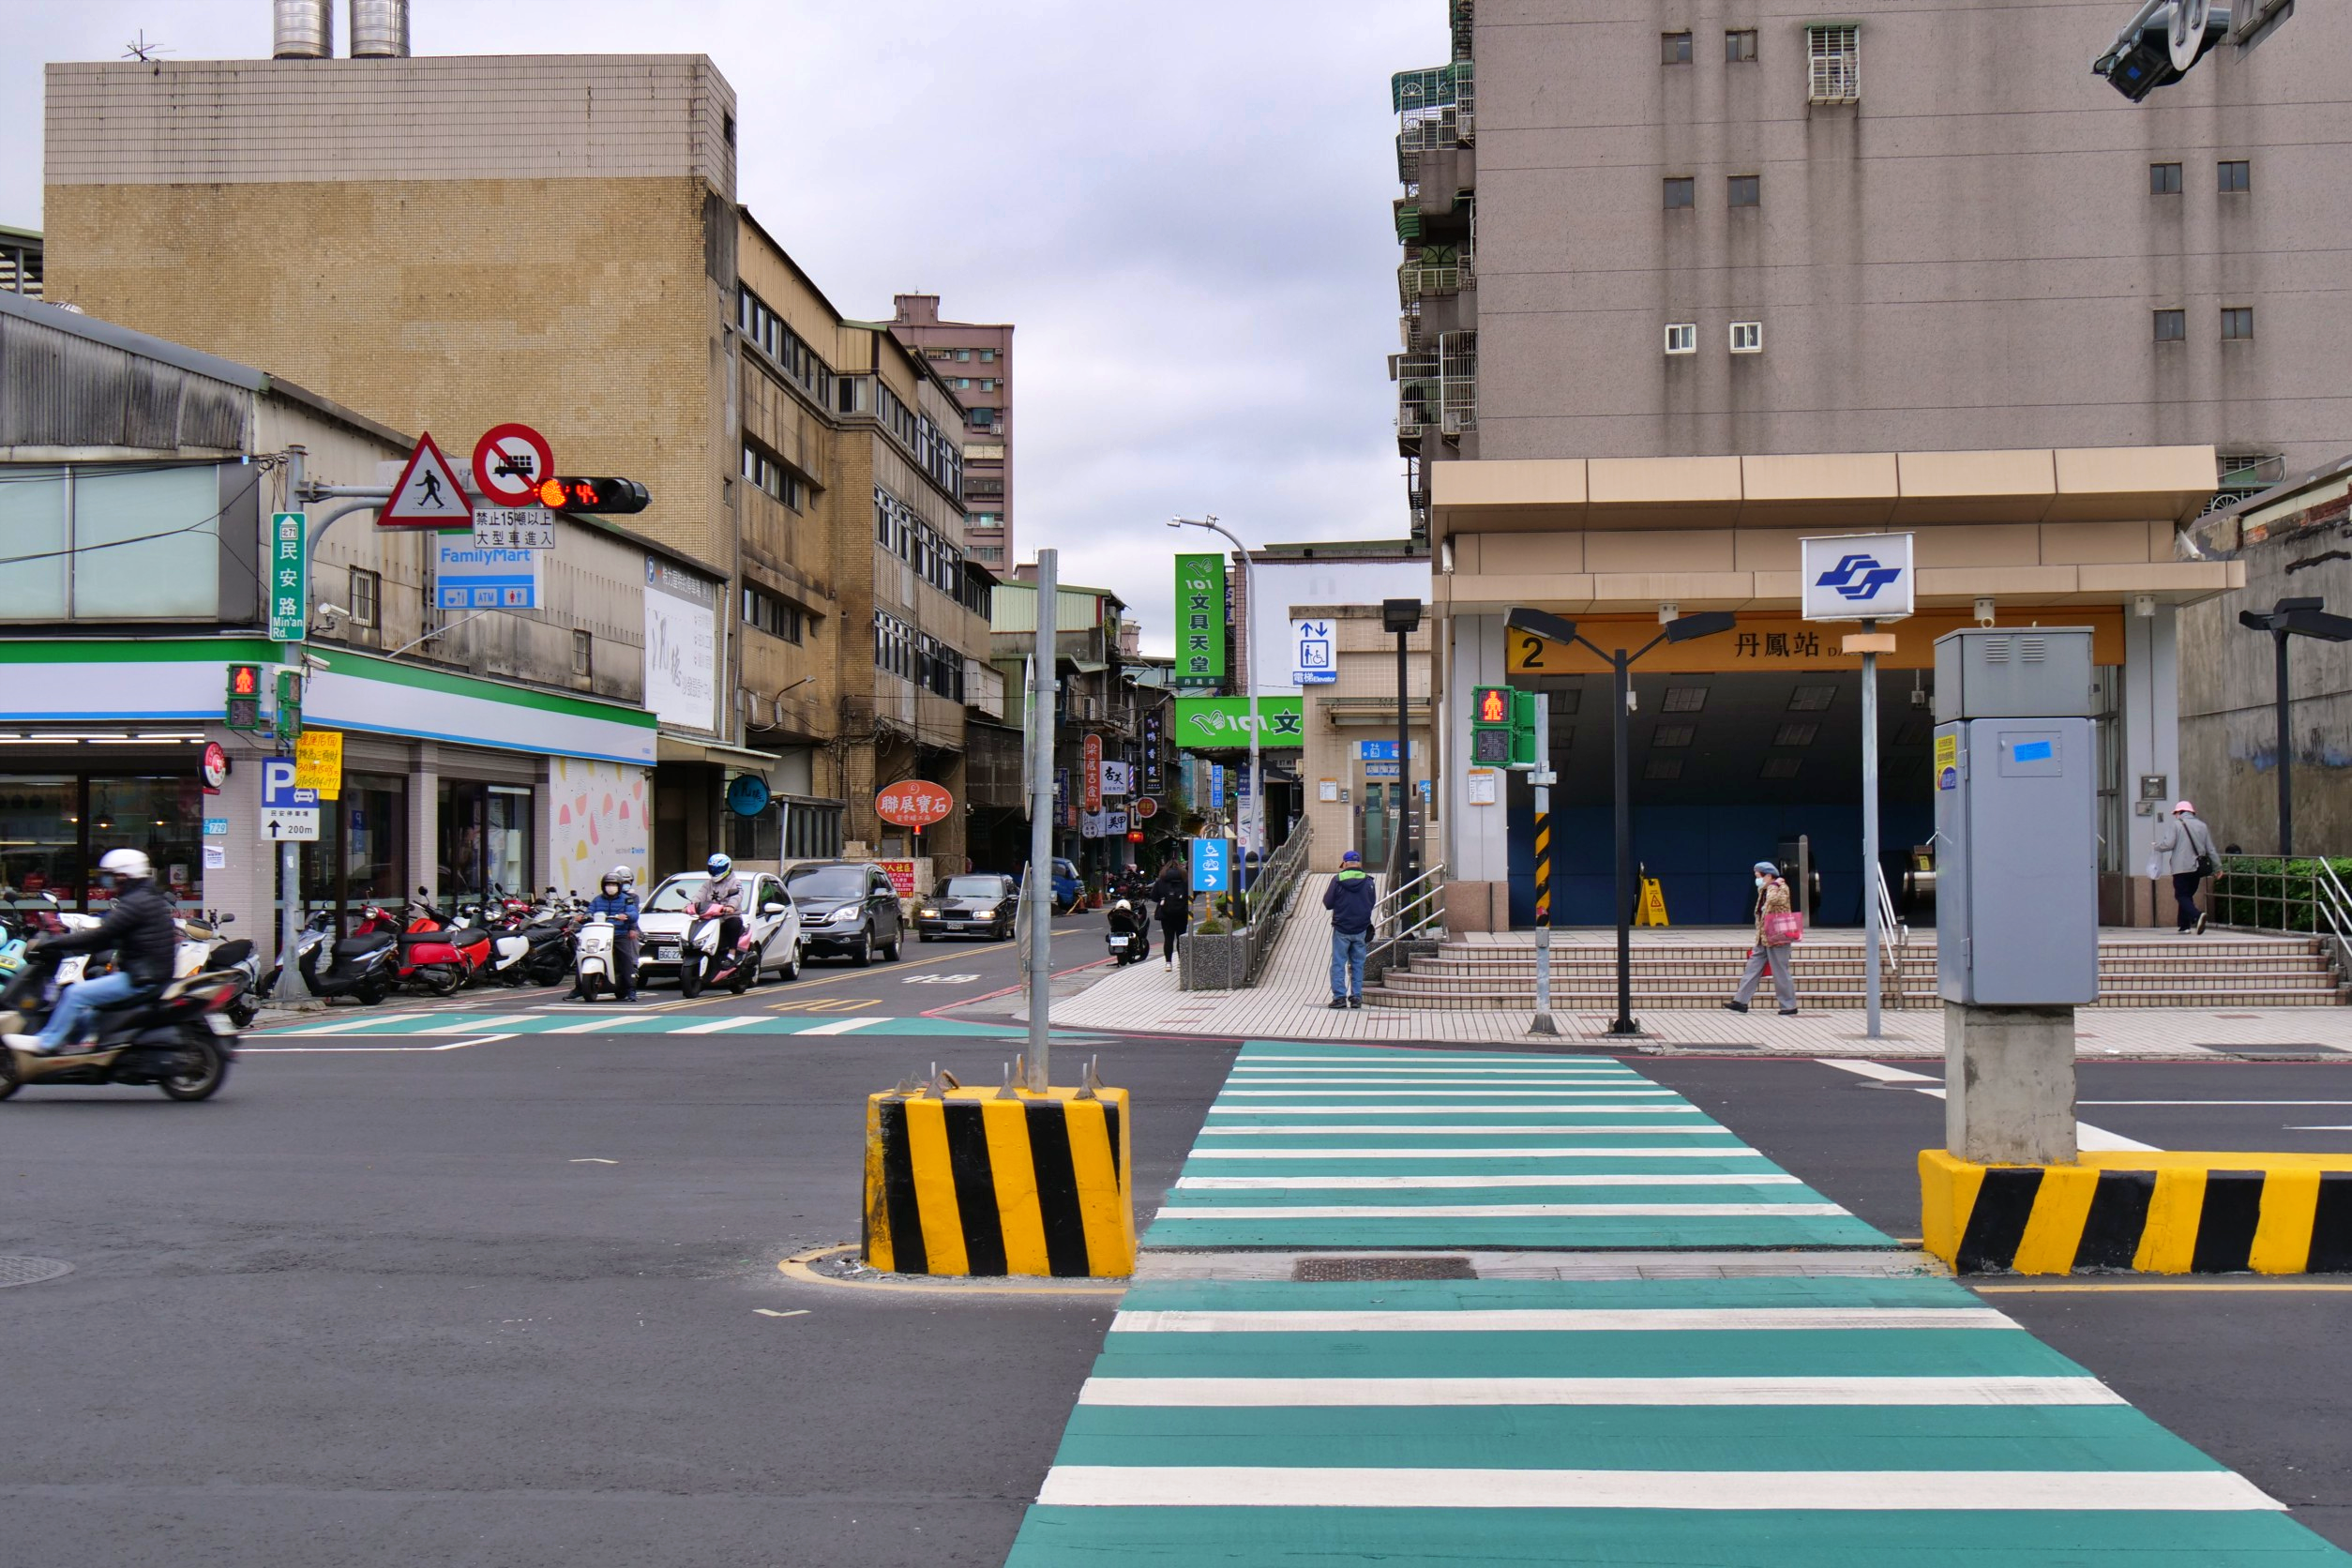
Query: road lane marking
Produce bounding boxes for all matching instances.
[1816,1059,2164,1153]
[1108,1307,2017,1334]
[242,1033,515,1053]
[1817,1059,1938,1083]
[570,1158,618,1165]
[1194,1123,1731,1135]
[1153,1203,1848,1220]
[544,1015,662,1033]
[1205,1106,1708,1117]
[1033,1465,2276,1512]
[1186,1146,1761,1159]
[673,1017,766,1034]
[797,1016,889,1035]
[1074,1375,2123,1408]
[753,1308,810,1319]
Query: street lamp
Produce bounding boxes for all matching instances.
[1507,605,1735,1037]
[1382,597,1422,886]
[2238,596,2352,855]
[1169,516,1262,907]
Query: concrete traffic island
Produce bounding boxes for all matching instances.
[862,1074,1135,1278]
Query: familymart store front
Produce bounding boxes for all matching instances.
[0,639,657,960]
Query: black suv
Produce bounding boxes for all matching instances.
[784,861,904,965]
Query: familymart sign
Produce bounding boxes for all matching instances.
[1171,695,1304,750]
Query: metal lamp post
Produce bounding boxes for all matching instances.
[1169,517,1261,909]
[1507,606,1735,1038]
[1382,597,1422,886]
[2239,596,2352,856]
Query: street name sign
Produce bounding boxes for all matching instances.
[269,512,307,641]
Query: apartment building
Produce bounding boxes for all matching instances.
[1386,2,2352,926]
[40,28,996,878]
[890,294,1015,568]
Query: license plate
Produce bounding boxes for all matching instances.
[204,1012,236,1035]
[656,946,680,961]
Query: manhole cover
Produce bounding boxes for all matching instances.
[1294,1255,1475,1282]
[0,1257,74,1289]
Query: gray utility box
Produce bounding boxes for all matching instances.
[1933,628,2098,1006]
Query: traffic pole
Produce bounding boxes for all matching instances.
[1530,691,1559,1037]
[1862,618,1882,1039]
[1607,650,1637,1035]
[1026,549,1058,1089]
[279,446,309,1002]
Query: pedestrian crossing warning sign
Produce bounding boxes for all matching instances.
[380,431,471,529]
[1635,875,1670,927]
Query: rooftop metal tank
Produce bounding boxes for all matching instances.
[350,0,412,58]
[271,0,333,58]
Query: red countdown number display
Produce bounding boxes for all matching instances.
[875,780,954,829]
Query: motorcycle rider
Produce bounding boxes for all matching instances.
[6,848,178,1055]
[572,865,641,1003]
[698,852,748,984]
[1106,896,1145,962]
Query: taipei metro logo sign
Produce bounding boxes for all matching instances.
[1799,533,1915,623]
[1815,554,1905,601]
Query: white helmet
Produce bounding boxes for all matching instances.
[99,848,153,882]
[606,865,636,886]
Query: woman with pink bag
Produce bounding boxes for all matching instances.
[1725,860,1801,1016]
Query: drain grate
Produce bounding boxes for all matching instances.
[0,1257,74,1289]
[1294,1255,1475,1282]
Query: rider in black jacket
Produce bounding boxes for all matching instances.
[7,848,179,1054]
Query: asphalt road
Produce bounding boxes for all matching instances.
[0,915,1239,1568]
[1648,1053,2352,1550]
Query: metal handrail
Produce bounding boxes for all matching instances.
[1872,863,1907,1008]
[1375,859,1448,945]
[1240,820,1314,986]
[2314,857,2352,984]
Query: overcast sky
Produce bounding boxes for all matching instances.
[0,0,1439,655]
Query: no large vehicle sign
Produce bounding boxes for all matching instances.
[473,423,555,505]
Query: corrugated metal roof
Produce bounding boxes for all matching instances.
[988,580,1117,635]
[0,289,256,453]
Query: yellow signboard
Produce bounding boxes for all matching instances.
[1503,610,2124,676]
[294,729,344,801]
[1635,876,1670,927]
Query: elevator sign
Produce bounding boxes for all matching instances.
[1802,533,1915,622]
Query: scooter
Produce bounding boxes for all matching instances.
[1105,899,1151,966]
[0,942,246,1102]
[687,898,796,997]
[260,911,400,1006]
[571,912,633,1002]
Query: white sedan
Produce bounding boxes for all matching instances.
[634,870,804,989]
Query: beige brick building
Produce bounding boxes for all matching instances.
[42,50,996,879]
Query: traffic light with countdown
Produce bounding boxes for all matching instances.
[225,662,264,732]
[535,476,651,516]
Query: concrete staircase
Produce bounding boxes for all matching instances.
[1362,932,2345,1011]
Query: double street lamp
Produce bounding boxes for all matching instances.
[1505,606,1735,1037]
[2239,596,2352,855]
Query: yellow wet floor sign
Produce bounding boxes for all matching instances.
[1635,875,1670,926]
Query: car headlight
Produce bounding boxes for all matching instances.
[829,906,862,924]
[917,907,939,919]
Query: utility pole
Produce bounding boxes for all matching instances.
[2239,596,2352,856]
[1026,549,1059,1089]
[1530,690,1559,1036]
[278,446,309,1001]
[1862,618,1882,1039]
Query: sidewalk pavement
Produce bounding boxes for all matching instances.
[1036,889,2352,1057]
[1002,1040,2346,1565]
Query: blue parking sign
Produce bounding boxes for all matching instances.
[1190,837,1231,894]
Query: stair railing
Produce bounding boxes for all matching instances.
[1238,820,1313,987]
[1873,863,1907,1009]
[1374,859,1448,946]
[2314,857,2352,990]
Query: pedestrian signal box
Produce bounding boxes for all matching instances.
[274,668,304,745]
[1471,686,1511,766]
[1511,688,1540,768]
[225,662,264,733]
[1474,686,1509,726]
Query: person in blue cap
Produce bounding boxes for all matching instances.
[1323,850,1379,1009]
[1726,860,1798,1016]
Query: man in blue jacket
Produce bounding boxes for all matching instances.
[1323,851,1379,1010]
[573,865,641,1003]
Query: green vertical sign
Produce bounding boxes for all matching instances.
[1174,551,1227,688]
[269,511,308,642]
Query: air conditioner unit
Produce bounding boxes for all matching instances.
[1441,411,1465,435]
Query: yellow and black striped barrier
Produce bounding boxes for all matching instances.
[1922,1149,2352,1275]
[864,1082,1134,1278]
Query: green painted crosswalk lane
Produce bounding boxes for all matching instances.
[1005,1041,2350,1565]
[1145,1043,1890,1251]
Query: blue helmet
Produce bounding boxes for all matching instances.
[706,852,732,876]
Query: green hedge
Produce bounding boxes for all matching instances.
[2210,857,2352,933]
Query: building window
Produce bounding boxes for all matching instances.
[2153,309,2186,341]
[742,582,804,644]
[1727,174,1760,207]
[2222,306,2254,339]
[979,379,997,393]
[1662,30,1692,63]
[571,628,593,678]
[979,349,997,363]
[969,407,998,430]
[1663,322,1697,355]
[1806,24,1860,103]
[2149,161,2182,194]
[740,439,802,509]
[348,567,379,628]
[1729,320,1763,354]
[1664,176,1696,209]
[956,349,972,361]
[2218,158,2251,192]
[1661,686,1709,713]
[954,377,971,390]
[925,348,954,360]
[1726,28,1757,61]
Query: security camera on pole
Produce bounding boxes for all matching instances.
[1801,533,1914,1041]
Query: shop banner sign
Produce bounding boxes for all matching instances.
[294,729,343,802]
[1174,552,1227,687]
[1172,695,1305,750]
[1141,711,1165,792]
[436,535,540,611]
[269,512,307,642]
[1083,733,1104,812]
[1100,761,1131,797]
[879,859,916,898]
[643,557,719,732]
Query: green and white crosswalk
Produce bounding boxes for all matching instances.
[1006,1041,2349,1565]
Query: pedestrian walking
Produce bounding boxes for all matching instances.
[1324,850,1378,1010]
[1150,858,1190,970]
[2151,800,2217,935]
[1725,860,1799,1016]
